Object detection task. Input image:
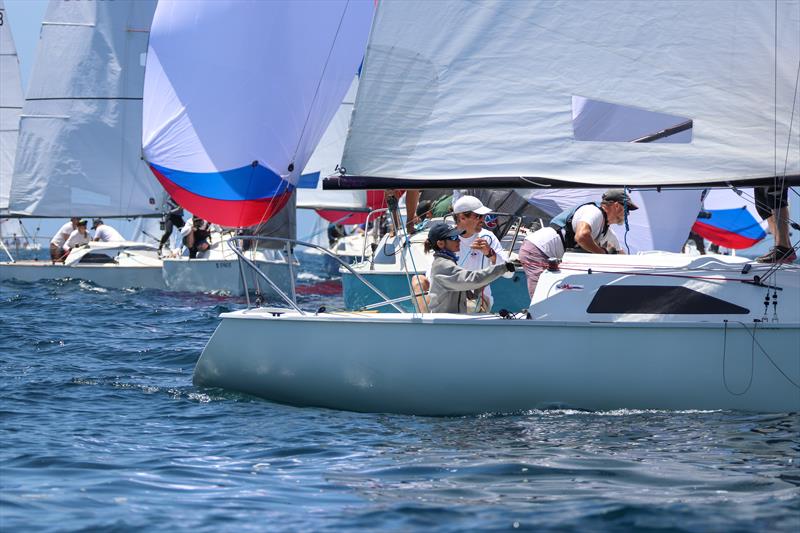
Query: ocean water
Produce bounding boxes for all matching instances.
[1,255,798,531]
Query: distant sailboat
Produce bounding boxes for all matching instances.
[195,0,800,414]
[0,0,164,288]
[0,0,23,218]
[0,0,26,257]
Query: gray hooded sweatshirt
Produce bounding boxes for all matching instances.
[427,252,513,313]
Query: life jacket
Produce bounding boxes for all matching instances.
[549,202,608,251]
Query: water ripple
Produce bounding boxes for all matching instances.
[1,279,798,531]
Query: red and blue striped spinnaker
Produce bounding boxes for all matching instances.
[692,207,766,249]
[142,0,374,227]
[691,189,766,249]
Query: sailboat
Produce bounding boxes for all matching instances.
[194,0,800,414]
[0,0,166,289]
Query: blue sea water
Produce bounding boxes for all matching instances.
[1,253,799,532]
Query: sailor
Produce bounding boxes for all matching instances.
[62,219,91,256]
[518,189,638,298]
[413,195,509,312]
[92,219,125,242]
[425,222,515,314]
[754,184,796,263]
[159,197,185,254]
[49,217,79,261]
[181,216,211,259]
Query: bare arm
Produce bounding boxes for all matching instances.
[574,221,606,254]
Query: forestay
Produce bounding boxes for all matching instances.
[0,0,23,213]
[340,0,800,187]
[9,0,162,218]
[143,0,373,227]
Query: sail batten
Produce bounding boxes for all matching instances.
[341,0,800,187]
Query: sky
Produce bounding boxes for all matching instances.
[2,0,319,246]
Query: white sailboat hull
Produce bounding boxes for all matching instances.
[194,310,800,415]
[162,258,293,296]
[0,261,165,290]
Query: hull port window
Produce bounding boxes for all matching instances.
[587,285,748,314]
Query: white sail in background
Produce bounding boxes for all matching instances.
[341,0,800,187]
[9,0,163,217]
[0,0,23,213]
[297,77,366,212]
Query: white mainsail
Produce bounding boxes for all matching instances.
[9,0,163,217]
[340,0,800,187]
[0,0,23,213]
[297,77,366,213]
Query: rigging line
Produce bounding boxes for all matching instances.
[777,55,800,209]
[721,320,755,396]
[555,266,771,284]
[773,0,779,208]
[289,0,351,165]
[734,320,800,389]
[734,187,800,230]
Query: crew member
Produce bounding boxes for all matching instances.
[92,219,125,242]
[519,189,638,298]
[49,217,78,261]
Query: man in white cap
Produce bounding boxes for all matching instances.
[519,189,637,299]
[92,219,125,242]
[413,195,509,312]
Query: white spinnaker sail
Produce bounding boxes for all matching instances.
[341,0,800,186]
[9,0,163,217]
[142,0,373,228]
[297,77,366,212]
[0,0,23,213]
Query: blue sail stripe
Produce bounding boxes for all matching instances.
[150,162,291,201]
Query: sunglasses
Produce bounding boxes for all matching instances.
[447,235,460,241]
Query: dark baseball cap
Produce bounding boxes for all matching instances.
[427,222,464,243]
[602,189,639,210]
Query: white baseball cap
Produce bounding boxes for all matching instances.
[452,195,491,215]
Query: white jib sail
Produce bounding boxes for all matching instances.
[0,0,23,213]
[342,0,800,187]
[297,77,366,212]
[9,0,163,217]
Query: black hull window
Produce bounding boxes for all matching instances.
[587,285,749,315]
